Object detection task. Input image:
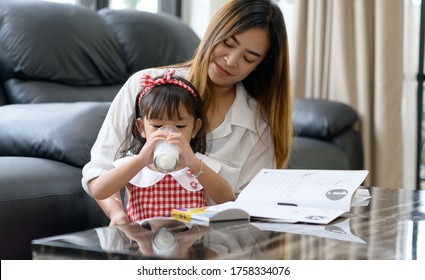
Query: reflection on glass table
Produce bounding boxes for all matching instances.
[32,187,424,260]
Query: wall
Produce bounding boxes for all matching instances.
[181,0,228,38]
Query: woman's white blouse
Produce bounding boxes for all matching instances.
[82,67,276,198]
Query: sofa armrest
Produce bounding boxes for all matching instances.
[0,102,110,167]
[0,85,7,105]
[293,98,359,140]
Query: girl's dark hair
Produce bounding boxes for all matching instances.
[118,75,207,158]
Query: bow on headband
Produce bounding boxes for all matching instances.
[138,69,196,107]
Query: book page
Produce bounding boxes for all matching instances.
[236,202,344,224]
[237,169,369,212]
[209,201,343,224]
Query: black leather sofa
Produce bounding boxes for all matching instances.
[0,1,363,259]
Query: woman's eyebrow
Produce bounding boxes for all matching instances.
[231,35,262,57]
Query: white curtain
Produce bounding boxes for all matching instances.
[291,0,404,188]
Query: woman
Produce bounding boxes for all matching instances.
[82,0,292,225]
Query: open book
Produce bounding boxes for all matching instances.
[172,169,370,226]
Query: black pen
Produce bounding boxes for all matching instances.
[277,202,298,206]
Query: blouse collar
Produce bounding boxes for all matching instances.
[113,157,203,192]
[208,82,266,140]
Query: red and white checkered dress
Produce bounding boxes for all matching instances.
[127,173,207,222]
[113,158,208,222]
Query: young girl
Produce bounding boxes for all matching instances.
[89,70,234,222]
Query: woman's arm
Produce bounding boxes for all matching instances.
[82,71,144,224]
[93,189,130,226]
[89,155,148,199]
[82,75,140,195]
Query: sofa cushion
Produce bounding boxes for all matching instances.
[293,98,359,140]
[0,102,110,167]
[0,156,108,259]
[98,9,200,73]
[0,1,127,85]
[4,79,122,104]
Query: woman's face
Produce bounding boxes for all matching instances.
[208,27,270,89]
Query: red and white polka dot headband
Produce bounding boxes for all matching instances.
[138,69,196,107]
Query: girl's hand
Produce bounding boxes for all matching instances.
[136,129,168,164]
[166,132,198,168]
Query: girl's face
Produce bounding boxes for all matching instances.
[137,104,202,142]
[208,27,270,89]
